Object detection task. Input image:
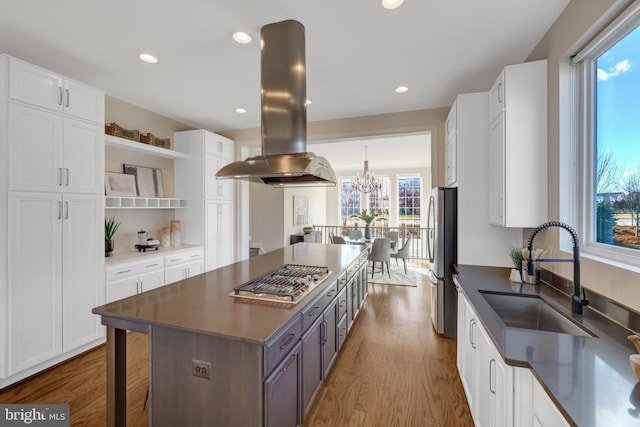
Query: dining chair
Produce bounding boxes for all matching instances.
[367,238,391,278]
[350,229,363,240]
[385,231,399,250]
[331,236,346,244]
[390,236,413,274]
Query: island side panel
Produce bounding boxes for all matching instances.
[150,326,264,426]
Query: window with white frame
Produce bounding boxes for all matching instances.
[339,178,361,223]
[398,176,421,227]
[368,176,390,225]
[576,6,640,262]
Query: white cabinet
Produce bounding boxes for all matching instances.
[164,248,204,285]
[488,60,547,227]
[105,256,165,303]
[0,55,105,387]
[7,192,103,375]
[457,291,512,427]
[452,92,522,267]
[175,129,236,272]
[8,56,104,123]
[514,368,571,427]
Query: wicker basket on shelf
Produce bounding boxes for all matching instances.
[140,132,171,149]
[105,123,140,141]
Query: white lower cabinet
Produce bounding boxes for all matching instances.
[6,192,103,378]
[164,248,204,285]
[514,368,571,427]
[457,290,569,427]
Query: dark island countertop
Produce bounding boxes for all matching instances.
[455,264,640,427]
[93,243,365,345]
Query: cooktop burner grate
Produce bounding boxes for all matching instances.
[231,264,330,303]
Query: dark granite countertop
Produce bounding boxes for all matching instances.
[455,264,640,427]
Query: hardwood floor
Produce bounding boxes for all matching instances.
[0,263,472,426]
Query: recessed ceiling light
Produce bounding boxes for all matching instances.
[235,107,247,114]
[232,31,252,44]
[138,53,158,64]
[395,86,408,94]
[305,99,312,106]
[382,0,404,10]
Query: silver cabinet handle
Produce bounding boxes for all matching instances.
[64,201,69,219]
[145,263,159,268]
[65,89,70,107]
[279,333,296,350]
[470,319,476,349]
[65,168,69,186]
[218,141,223,153]
[498,83,503,103]
[116,269,132,275]
[489,359,496,394]
[59,168,64,186]
[58,201,62,219]
[58,87,63,106]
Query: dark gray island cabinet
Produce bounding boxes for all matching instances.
[93,243,369,427]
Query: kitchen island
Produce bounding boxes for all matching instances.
[93,243,368,427]
[455,264,640,427]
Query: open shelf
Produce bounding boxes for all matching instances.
[105,134,190,160]
[105,196,189,209]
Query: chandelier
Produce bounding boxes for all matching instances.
[352,146,382,194]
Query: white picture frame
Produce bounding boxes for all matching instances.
[294,195,309,226]
[105,172,137,196]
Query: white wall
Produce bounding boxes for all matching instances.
[248,182,284,253]
[284,186,328,244]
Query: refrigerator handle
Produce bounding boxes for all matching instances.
[426,195,434,263]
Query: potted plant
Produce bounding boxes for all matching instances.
[508,246,523,282]
[105,216,121,257]
[351,210,377,240]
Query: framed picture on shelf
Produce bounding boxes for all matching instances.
[105,172,137,196]
[123,164,165,198]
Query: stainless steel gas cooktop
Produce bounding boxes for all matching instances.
[230,264,331,304]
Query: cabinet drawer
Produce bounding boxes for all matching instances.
[164,249,203,266]
[338,287,348,318]
[336,271,348,290]
[105,256,164,282]
[265,317,302,374]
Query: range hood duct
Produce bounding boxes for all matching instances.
[216,20,336,186]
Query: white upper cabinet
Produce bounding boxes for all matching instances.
[8,57,104,123]
[488,60,548,227]
[8,103,104,194]
[444,100,458,188]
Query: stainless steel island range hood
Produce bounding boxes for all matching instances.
[216,20,336,186]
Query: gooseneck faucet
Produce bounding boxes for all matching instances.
[526,221,589,315]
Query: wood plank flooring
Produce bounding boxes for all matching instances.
[0,264,472,426]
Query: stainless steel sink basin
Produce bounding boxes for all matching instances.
[479,291,594,337]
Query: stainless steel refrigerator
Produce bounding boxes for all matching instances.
[427,187,458,338]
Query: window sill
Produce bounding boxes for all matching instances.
[580,246,640,274]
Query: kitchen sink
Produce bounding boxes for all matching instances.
[479,291,594,337]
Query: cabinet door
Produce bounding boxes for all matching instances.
[489,70,505,122]
[8,103,63,192]
[346,281,353,328]
[165,264,187,285]
[205,201,219,271]
[218,201,234,268]
[63,118,104,194]
[321,300,338,378]
[9,58,63,112]
[337,314,348,351]
[302,317,322,411]
[456,289,466,373]
[489,114,505,226]
[205,153,221,198]
[105,276,138,303]
[8,192,63,374]
[63,79,104,123]
[185,259,204,278]
[206,132,235,160]
[475,320,493,427]
[62,194,104,351]
[265,342,301,427]
[461,297,477,414]
[446,101,457,139]
[139,269,165,292]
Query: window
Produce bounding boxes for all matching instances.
[368,176,390,225]
[398,176,421,226]
[578,8,640,262]
[340,178,361,222]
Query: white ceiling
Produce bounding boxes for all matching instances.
[0,0,568,135]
